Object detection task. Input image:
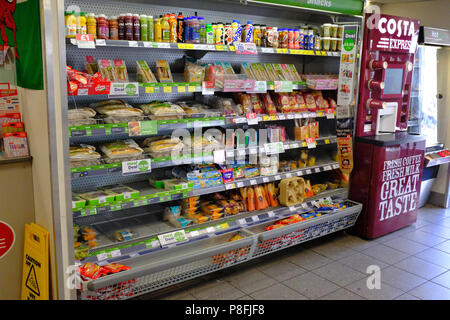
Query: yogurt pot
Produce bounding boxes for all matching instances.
[322,37,331,51]
[322,23,332,37]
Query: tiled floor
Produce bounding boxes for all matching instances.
[151,204,450,300]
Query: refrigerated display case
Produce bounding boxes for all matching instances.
[42,0,365,300]
[409,26,450,207]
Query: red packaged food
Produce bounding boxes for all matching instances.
[304,93,317,112]
[250,94,264,114]
[288,93,299,112]
[79,262,105,280]
[261,93,277,115]
[327,97,337,109]
[295,93,307,112]
[102,263,131,274]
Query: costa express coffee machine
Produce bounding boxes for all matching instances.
[349,13,426,239]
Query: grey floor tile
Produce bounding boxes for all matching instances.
[417,212,447,224]
[431,271,450,289]
[434,240,450,254]
[408,281,450,300]
[283,272,340,299]
[373,226,417,244]
[160,291,197,300]
[330,234,378,252]
[394,293,421,300]
[413,219,430,228]
[415,248,450,269]
[285,249,332,271]
[419,224,450,239]
[189,279,246,300]
[312,261,366,287]
[436,218,450,228]
[250,283,309,300]
[379,266,426,292]
[257,259,308,282]
[383,237,429,255]
[362,244,410,265]
[319,288,366,300]
[339,252,389,274]
[402,230,447,247]
[309,241,357,260]
[223,268,277,295]
[394,256,447,280]
[345,278,404,300]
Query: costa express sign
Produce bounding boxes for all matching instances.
[366,13,420,53]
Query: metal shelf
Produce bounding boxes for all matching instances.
[70,136,337,180]
[67,38,340,58]
[77,188,349,265]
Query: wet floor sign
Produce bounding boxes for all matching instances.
[21,223,49,300]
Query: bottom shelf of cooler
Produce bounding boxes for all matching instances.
[77,198,361,300]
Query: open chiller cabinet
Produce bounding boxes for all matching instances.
[43,0,366,299]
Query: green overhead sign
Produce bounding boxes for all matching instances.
[250,0,363,16]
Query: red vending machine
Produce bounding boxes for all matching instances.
[349,13,426,238]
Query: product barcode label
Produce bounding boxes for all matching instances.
[285,173,292,178]
[275,175,281,180]
[128,41,138,47]
[206,227,215,233]
[189,231,200,237]
[110,249,121,258]
[262,177,270,183]
[250,179,257,185]
[237,182,244,188]
[96,252,108,261]
[324,165,332,171]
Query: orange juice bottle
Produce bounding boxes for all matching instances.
[161,15,170,42]
[169,13,177,43]
[154,17,162,42]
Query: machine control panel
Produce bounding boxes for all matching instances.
[355,14,420,137]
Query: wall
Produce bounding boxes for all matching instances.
[380,0,450,207]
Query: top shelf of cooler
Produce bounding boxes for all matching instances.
[66,38,341,57]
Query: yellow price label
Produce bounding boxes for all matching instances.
[299,50,307,55]
[145,86,154,94]
[216,45,224,51]
[321,51,327,56]
[317,112,324,117]
[290,49,301,55]
[177,86,186,93]
[188,86,196,92]
[270,115,277,121]
[306,50,314,55]
[178,43,194,49]
[276,48,288,54]
[325,139,330,144]
[263,116,270,121]
[163,86,172,93]
[302,142,307,147]
[229,46,235,51]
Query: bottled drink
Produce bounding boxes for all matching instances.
[224,23,233,45]
[184,17,192,43]
[177,12,184,43]
[244,21,254,43]
[288,28,294,49]
[198,17,206,44]
[307,29,314,50]
[97,14,109,39]
[154,17,162,42]
[266,26,273,47]
[161,15,170,42]
[77,12,87,35]
[272,27,278,48]
[280,28,289,48]
[125,13,133,40]
[118,14,125,40]
[148,16,154,41]
[140,15,148,41]
[293,29,300,49]
[212,23,217,44]
[261,25,267,47]
[133,14,140,41]
[65,11,76,38]
[231,20,241,44]
[254,24,261,46]
[215,22,224,45]
[169,13,177,43]
[192,17,200,44]
[299,28,305,49]
[109,16,119,40]
[206,24,214,44]
[87,13,97,38]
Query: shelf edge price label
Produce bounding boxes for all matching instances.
[122,159,151,175]
[306,138,316,149]
[235,42,257,55]
[128,41,138,47]
[158,230,187,246]
[246,112,258,125]
[96,252,108,261]
[109,82,139,97]
[264,141,285,155]
[274,81,293,92]
[325,108,335,119]
[213,149,225,164]
[76,34,95,48]
[247,80,267,93]
[202,81,215,95]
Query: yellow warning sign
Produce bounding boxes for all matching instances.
[21,223,49,300]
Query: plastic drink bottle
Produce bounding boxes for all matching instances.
[109,16,119,40]
[272,27,278,48]
[65,11,76,38]
[77,12,87,35]
[261,25,267,47]
[118,14,125,40]
[288,29,294,49]
[87,13,97,38]
[231,20,241,44]
[206,24,214,44]
[293,29,300,49]
[198,17,206,43]
[161,15,170,42]
[133,14,140,41]
[244,21,253,43]
[254,24,261,46]
[215,22,224,45]
[148,16,154,41]
[125,13,133,40]
[97,14,109,39]
[224,24,233,45]
[177,12,184,43]
[140,15,148,41]
[169,13,177,43]
[212,23,217,43]
[192,17,200,44]
[154,17,162,42]
[308,29,314,50]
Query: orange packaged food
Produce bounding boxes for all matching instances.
[295,93,307,112]
[304,93,317,111]
[246,186,256,211]
[102,263,131,274]
[250,94,264,114]
[260,93,277,115]
[79,262,104,280]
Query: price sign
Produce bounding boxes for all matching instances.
[262,177,270,183]
[264,142,285,155]
[128,41,138,47]
[249,147,258,155]
[261,47,274,53]
[235,42,258,55]
[225,183,235,190]
[275,175,281,180]
[158,230,187,246]
[96,252,108,261]
[287,114,295,119]
[206,227,216,234]
[143,41,152,47]
[109,82,139,97]
[247,81,267,93]
[250,179,257,185]
[122,159,151,175]
[324,165,332,171]
[202,81,215,95]
[189,230,200,237]
[326,108,335,119]
[76,34,95,48]
[274,81,293,92]
[110,249,121,258]
[246,112,258,125]
[306,138,316,149]
[278,114,286,120]
[213,149,225,164]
